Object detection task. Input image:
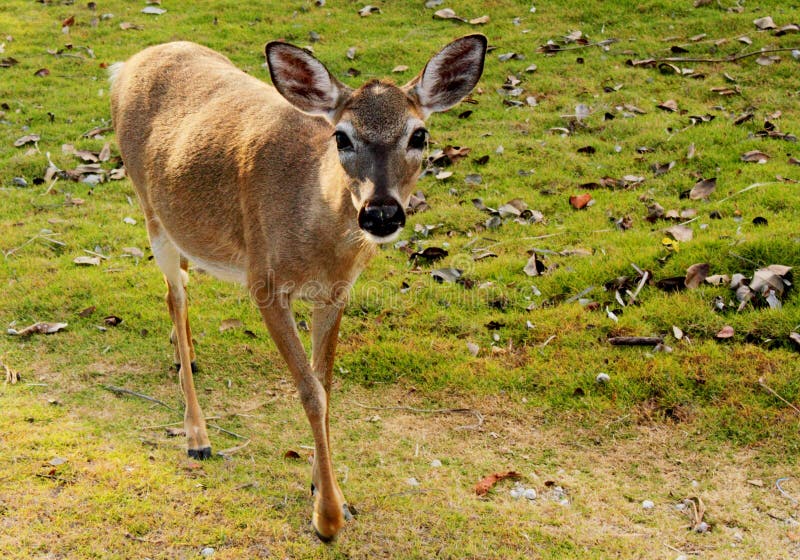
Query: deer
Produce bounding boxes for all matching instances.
[109,34,486,541]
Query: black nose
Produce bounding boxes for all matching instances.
[358,198,406,238]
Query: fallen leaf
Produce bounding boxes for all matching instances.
[469,15,490,25]
[284,450,302,460]
[569,193,592,209]
[741,150,769,163]
[775,24,800,36]
[523,254,546,277]
[141,6,166,14]
[466,342,480,357]
[704,274,730,286]
[431,268,462,283]
[433,7,464,21]
[103,315,123,326]
[8,322,68,336]
[790,332,800,349]
[119,22,143,30]
[78,306,96,317]
[666,225,693,242]
[410,247,448,264]
[14,134,40,147]
[74,256,101,266]
[685,263,709,289]
[475,471,521,496]
[753,16,776,30]
[392,65,408,73]
[651,161,675,176]
[690,177,716,200]
[716,325,734,339]
[657,99,679,112]
[755,55,780,66]
[34,68,50,78]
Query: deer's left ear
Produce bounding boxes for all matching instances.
[404,34,487,119]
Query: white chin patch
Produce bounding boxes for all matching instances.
[362,228,402,245]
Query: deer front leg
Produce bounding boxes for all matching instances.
[255,291,347,541]
[311,303,350,513]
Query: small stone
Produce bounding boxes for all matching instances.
[13,177,28,187]
[406,477,420,487]
[694,521,710,533]
[123,216,137,225]
[430,459,442,468]
[509,487,523,499]
[596,372,610,383]
[523,488,537,500]
[200,547,215,557]
[642,499,655,509]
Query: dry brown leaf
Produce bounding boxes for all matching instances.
[469,15,490,25]
[475,471,521,496]
[775,24,800,36]
[8,322,68,336]
[685,263,709,289]
[753,16,777,30]
[657,99,679,112]
[666,224,693,242]
[690,177,716,200]
[716,325,734,339]
[14,134,40,147]
[569,193,592,209]
[741,150,770,163]
[119,22,143,30]
[433,8,465,22]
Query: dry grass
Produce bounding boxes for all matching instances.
[2,380,799,559]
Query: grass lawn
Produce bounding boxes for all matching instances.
[1,0,799,558]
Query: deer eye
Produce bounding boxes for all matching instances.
[408,128,428,151]
[334,130,354,151]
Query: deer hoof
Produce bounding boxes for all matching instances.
[188,446,212,460]
[174,361,199,373]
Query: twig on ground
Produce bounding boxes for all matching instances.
[351,401,484,430]
[637,46,800,64]
[664,542,699,556]
[539,335,556,349]
[216,439,251,457]
[540,38,619,53]
[102,385,177,411]
[776,478,799,505]
[758,377,800,417]
[608,336,664,346]
[208,422,248,440]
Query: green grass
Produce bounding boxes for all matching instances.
[2,0,800,558]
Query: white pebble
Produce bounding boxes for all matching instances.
[642,500,655,510]
[523,488,537,500]
[596,372,610,383]
[509,487,523,499]
[694,521,709,533]
[200,547,215,557]
[406,477,420,487]
[430,459,442,468]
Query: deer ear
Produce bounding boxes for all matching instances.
[265,42,351,121]
[404,34,487,119]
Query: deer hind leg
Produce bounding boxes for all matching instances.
[170,256,197,373]
[149,224,211,459]
[255,291,348,541]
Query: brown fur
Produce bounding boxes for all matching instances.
[110,36,486,541]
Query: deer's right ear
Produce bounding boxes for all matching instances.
[266,42,351,121]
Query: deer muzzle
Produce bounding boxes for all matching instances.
[357,197,405,241]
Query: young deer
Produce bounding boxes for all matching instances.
[110,35,486,540]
